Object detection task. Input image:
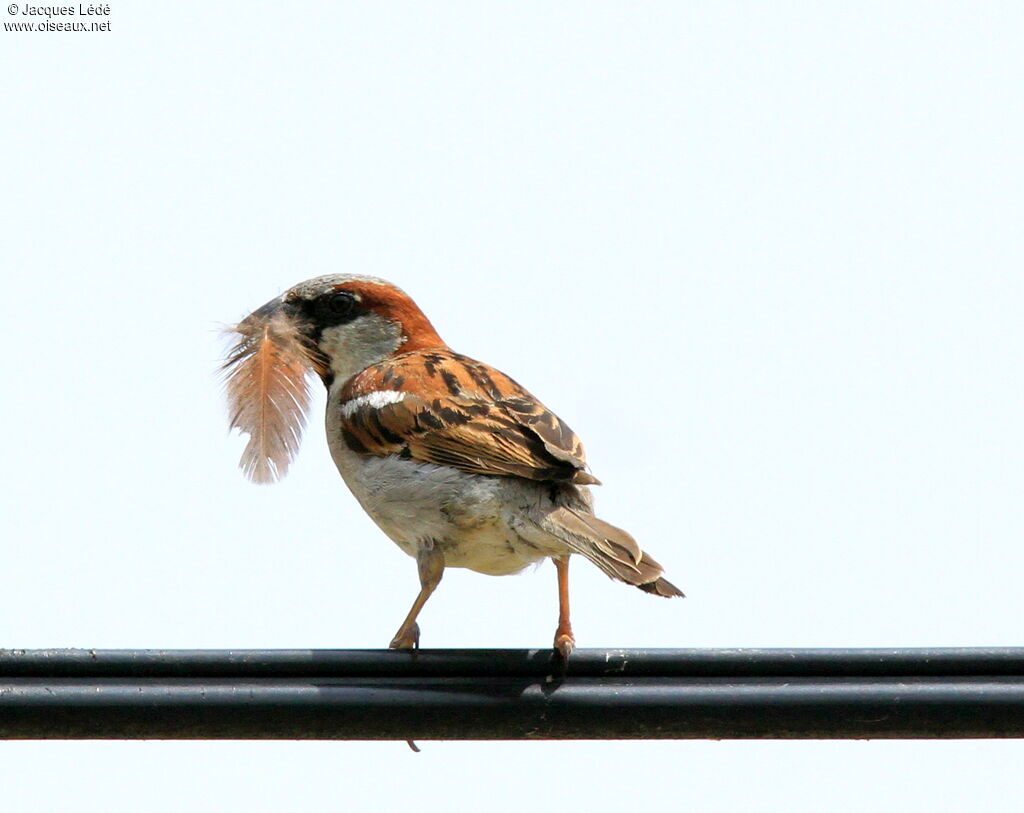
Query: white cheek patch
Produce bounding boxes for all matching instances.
[340,390,406,418]
[318,314,403,384]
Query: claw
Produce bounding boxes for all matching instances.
[554,630,575,660]
[389,621,421,650]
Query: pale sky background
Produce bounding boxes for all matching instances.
[2,2,1022,810]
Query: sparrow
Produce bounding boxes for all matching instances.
[223,275,683,656]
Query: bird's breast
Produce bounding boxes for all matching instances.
[325,392,562,574]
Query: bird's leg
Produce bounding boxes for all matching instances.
[389,541,445,649]
[553,555,575,659]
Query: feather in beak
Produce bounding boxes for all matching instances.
[222,299,316,484]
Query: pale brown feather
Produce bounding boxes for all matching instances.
[222,312,315,484]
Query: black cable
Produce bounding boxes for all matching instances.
[2,648,1022,740]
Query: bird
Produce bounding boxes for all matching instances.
[223,274,683,657]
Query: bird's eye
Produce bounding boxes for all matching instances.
[319,292,357,320]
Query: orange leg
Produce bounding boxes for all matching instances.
[390,543,445,649]
[553,555,575,658]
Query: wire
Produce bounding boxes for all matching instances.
[2,648,1023,740]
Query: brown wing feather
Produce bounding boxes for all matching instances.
[339,350,599,485]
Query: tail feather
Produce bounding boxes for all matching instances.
[544,507,684,598]
[637,577,685,598]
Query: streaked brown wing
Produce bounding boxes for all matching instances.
[339,351,599,485]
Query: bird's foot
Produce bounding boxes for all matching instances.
[389,621,421,650]
[553,628,575,660]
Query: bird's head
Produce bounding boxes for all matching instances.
[240,275,447,388]
[223,275,446,483]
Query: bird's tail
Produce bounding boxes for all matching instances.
[542,506,684,598]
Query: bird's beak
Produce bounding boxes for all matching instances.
[239,294,288,330]
[231,293,326,381]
